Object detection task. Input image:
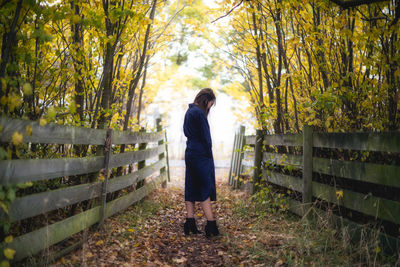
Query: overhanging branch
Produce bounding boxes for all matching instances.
[211,0,244,23]
[330,0,389,8]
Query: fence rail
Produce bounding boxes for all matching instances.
[0,116,170,262]
[228,125,400,254]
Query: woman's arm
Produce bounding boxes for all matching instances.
[197,111,212,158]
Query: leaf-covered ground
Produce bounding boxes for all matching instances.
[55,167,398,266]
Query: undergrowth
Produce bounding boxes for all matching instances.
[228,187,400,266]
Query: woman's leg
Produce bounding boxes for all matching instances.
[200,197,214,221]
[185,201,195,218]
[201,198,219,236]
[184,201,202,234]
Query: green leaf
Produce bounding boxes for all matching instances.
[0,148,6,160]
[16,182,33,189]
[7,189,15,202]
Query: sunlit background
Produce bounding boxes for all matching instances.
[140,0,257,165]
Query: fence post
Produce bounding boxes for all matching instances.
[231,131,240,188]
[252,129,263,194]
[99,128,113,229]
[234,125,245,189]
[302,125,313,216]
[156,117,167,188]
[164,130,171,182]
[228,132,238,186]
[137,127,147,188]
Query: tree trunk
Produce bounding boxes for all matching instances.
[122,0,157,131]
[0,0,23,114]
[137,56,150,126]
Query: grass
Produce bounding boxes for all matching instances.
[224,188,400,266]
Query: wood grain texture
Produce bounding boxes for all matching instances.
[313,132,400,152]
[105,172,167,218]
[263,133,303,147]
[113,130,164,145]
[109,145,165,168]
[107,158,166,193]
[0,156,104,184]
[244,135,256,146]
[302,126,313,204]
[9,205,101,261]
[313,157,400,188]
[312,181,400,225]
[262,169,302,192]
[0,116,106,145]
[9,182,102,222]
[9,172,167,261]
[263,152,302,167]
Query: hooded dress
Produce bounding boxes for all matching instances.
[183,103,216,202]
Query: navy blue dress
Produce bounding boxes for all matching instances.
[183,103,216,202]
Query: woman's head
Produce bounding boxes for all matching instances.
[194,88,216,116]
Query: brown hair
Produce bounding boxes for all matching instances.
[194,88,216,116]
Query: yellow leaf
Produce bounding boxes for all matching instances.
[26,125,32,136]
[127,228,134,232]
[4,248,16,260]
[95,240,104,246]
[47,107,56,119]
[8,93,23,111]
[11,132,23,146]
[336,190,343,200]
[22,83,32,95]
[0,201,8,214]
[69,102,76,114]
[196,213,202,217]
[0,260,10,267]
[39,118,47,126]
[98,174,105,181]
[0,96,6,105]
[71,15,81,24]
[4,236,12,243]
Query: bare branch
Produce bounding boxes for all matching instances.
[211,0,244,23]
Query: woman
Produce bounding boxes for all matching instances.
[183,88,219,237]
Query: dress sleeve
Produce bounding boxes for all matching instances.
[197,111,212,158]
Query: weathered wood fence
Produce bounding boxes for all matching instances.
[229,125,400,254]
[0,116,170,262]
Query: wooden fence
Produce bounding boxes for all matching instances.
[229,125,400,254]
[0,116,170,263]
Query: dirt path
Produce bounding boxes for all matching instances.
[57,168,242,266]
[54,167,392,266]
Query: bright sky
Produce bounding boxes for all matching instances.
[146,85,245,161]
[144,0,255,161]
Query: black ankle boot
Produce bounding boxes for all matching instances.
[205,220,219,237]
[184,218,202,235]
